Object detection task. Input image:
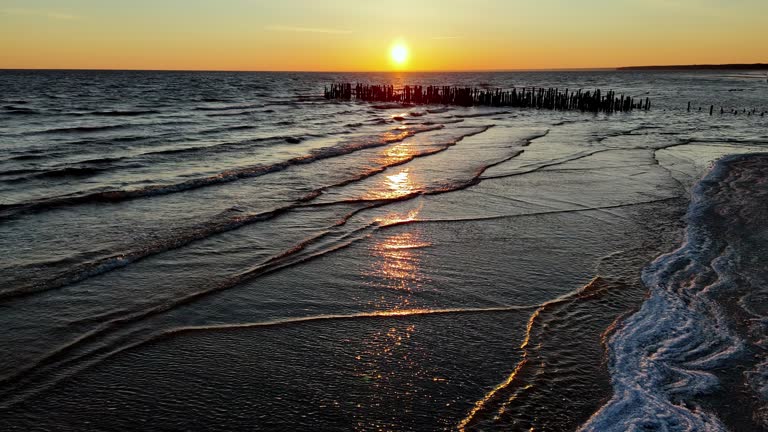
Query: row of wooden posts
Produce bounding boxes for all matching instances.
[688,102,765,116]
[324,83,650,113]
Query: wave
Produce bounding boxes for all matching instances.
[689,138,768,146]
[580,153,768,431]
[385,196,681,229]
[458,276,619,431]
[198,124,256,134]
[89,110,161,117]
[205,109,264,117]
[134,135,294,157]
[32,166,105,179]
[371,103,414,110]
[368,118,391,125]
[0,217,388,408]
[2,106,39,115]
[38,124,130,134]
[0,205,297,300]
[451,193,688,431]
[310,128,548,206]
[0,125,444,219]
[193,103,265,111]
[2,125,542,291]
[0,168,39,177]
[0,126,493,299]
[0,134,177,164]
[70,134,160,145]
[0,127,585,408]
[453,110,510,118]
[152,305,536,334]
[4,153,51,161]
[0,158,142,183]
[75,157,123,165]
[0,199,566,410]
[480,148,614,181]
[3,128,346,182]
[422,119,465,125]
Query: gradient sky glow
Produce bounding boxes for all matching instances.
[1,0,766,71]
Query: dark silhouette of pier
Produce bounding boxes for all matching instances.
[324,83,650,113]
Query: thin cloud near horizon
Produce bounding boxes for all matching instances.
[2,8,80,20]
[265,25,353,35]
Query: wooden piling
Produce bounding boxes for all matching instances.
[323,82,651,114]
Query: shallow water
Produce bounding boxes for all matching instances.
[1,70,767,431]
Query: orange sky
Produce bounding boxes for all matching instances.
[1,0,766,71]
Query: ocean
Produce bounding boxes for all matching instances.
[1,69,767,431]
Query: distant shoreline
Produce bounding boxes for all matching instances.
[618,63,768,71]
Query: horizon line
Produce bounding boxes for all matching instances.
[0,67,621,73]
[1,63,765,73]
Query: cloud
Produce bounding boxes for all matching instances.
[636,0,724,16]
[2,8,80,20]
[265,25,353,35]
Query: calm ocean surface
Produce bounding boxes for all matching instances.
[1,70,767,431]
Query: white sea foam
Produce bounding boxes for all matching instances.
[580,153,768,431]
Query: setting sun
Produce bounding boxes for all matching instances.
[390,43,409,67]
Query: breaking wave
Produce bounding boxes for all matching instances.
[581,153,768,431]
[0,125,444,219]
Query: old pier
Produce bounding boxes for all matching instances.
[324,83,650,113]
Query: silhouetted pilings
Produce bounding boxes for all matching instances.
[324,83,650,113]
[687,101,766,117]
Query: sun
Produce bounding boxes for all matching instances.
[390,43,408,66]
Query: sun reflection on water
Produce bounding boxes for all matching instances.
[363,166,419,201]
[363,135,424,200]
[369,229,429,293]
[374,201,423,226]
[367,204,428,302]
[352,220,441,427]
[385,169,414,198]
[384,141,414,159]
[381,128,411,143]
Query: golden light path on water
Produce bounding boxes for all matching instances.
[353,203,437,428]
[385,170,415,200]
[364,127,422,201]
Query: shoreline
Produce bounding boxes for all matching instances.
[583,153,768,431]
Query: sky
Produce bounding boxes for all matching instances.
[0,0,766,71]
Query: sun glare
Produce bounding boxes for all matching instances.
[390,43,408,67]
